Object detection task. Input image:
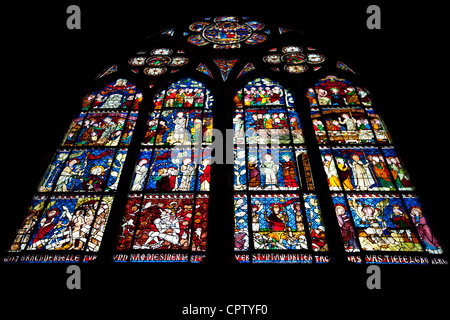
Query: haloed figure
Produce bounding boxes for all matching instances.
[265,203,288,231]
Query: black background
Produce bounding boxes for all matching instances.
[1,1,449,317]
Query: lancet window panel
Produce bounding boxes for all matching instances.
[307,75,445,263]
[114,77,213,263]
[8,79,142,262]
[233,78,328,264]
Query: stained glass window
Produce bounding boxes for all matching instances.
[234,78,327,264]
[4,16,446,269]
[114,78,212,263]
[308,75,444,263]
[9,79,142,263]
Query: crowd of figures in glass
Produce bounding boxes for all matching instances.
[11,196,113,252]
[233,78,303,145]
[131,148,212,192]
[63,111,138,147]
[39,149,127,193]
[308,76,391,145]
[332,194,443,254]
[146,78,214,146]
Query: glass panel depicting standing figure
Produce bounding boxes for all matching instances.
[233,78,328,263]
[115,78,213,263]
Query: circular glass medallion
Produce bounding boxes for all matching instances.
[144,67,167,76]
[284,64,308,74]
[307,53,325,64]
[170,56,189,67]
[282,53,307,64]
[128,57,146,66]
[146,56,171,66]
[202,22,252,44]
[263,54,282,64]
[282,46,302,53]
[150,48,173,56]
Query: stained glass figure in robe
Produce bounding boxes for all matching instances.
[159,109,202,145]
[332,194,360,252]
[38,150,71,192]
[311,108,327,143]
[234,148,247,191]
[116,194,142,251]
[319,147,342,191]
[197,148,212,191]
[120,111,138,145]
[153,78,213,110]
[402,194,443,254]
[234,194,249,251]
[247,147,300,191]
[248,194,327,252]
[296,147,315,190]
[303,194,328,251]
[382,147,414,191]
[357,87,372,106]
[131,148,195,192]
[288,108,304,144]
[233,110,245,144]
[131,147,211,192]
[245,108,291,145]
[365,108,392,143]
